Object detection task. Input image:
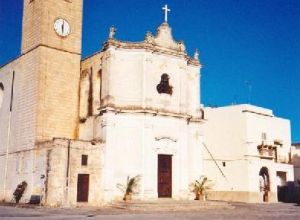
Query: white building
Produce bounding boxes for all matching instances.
[291,143,300,185]
[203,104,294,202]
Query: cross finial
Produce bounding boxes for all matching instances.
[162,4,171,23]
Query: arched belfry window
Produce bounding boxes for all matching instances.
[0,83,4,109]
[156,73,173,95]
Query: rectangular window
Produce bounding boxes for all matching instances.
[81,155,88,166]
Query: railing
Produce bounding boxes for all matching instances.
[257,144,291,164]
[257,145,275,159]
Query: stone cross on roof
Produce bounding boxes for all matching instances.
[162,4,171,23]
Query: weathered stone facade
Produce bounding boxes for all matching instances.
[0,0,87,206]
[0,0,204,206]
[78,22,204,202]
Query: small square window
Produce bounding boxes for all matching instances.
[81,155,88,166]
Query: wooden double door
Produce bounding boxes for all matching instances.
[158,154,172,198]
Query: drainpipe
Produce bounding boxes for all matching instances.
[65,139,71,206]
[3,71,15,201]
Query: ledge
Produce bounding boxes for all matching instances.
[97,105,205,123]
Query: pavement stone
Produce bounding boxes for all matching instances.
[0,201,300,220]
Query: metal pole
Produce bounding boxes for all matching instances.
[3,71,15,201]
[3,111,12,201]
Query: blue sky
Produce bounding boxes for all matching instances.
[0,0,299,142]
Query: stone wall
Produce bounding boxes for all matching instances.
[0,0,84,204]
[0,138,102,206]
[45,139,103,207]
[0,52,39,201]
[36,46,81,141]
[22,0,83,54]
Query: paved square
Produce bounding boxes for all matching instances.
[1,202,300,220]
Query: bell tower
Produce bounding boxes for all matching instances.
[21,0,83,140]
[21,0,82,54]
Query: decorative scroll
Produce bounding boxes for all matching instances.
[155,136,177,143]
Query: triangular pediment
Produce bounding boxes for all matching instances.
[145,22,186,53]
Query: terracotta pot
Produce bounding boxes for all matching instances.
[195,192,206,201]
[123,193,132,201]
[263,191,269,202]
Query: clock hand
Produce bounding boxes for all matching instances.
[62,20,65,34]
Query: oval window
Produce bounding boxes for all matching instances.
[156,73,173,95]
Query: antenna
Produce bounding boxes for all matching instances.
[245,80,252,104]
[231,95,238,105]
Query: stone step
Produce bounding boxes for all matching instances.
[109,199,234,211]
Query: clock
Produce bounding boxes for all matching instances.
[54,18,71,37]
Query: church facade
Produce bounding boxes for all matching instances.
[0,0,295,206]
[0,0,204,206]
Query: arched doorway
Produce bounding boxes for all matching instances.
[259,167,270,202]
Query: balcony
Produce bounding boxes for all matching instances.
[257,144,291,164]
[257,144,276,159]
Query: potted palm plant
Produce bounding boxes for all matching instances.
[13,181,28,203]
[117,175,141,201]
[189,176,213,201]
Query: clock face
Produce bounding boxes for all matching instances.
[54,18,71,37]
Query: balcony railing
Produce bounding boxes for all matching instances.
[257,145,275,159]
[257,144,291,164]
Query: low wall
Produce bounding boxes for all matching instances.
[207,191,277,203]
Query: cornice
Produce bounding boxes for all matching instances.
[102,39,201,67]
[101,23,201,67]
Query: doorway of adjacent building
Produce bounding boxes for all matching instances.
[77,174,89,202]
[276,171,287,202]
[158,154,172,198]
[259,167,270,202]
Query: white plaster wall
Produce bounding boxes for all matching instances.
[244,107,291,160]
[99,48,201,117]
[99,112,203,202]
[248,159,293,192]
[203,106,247,160]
